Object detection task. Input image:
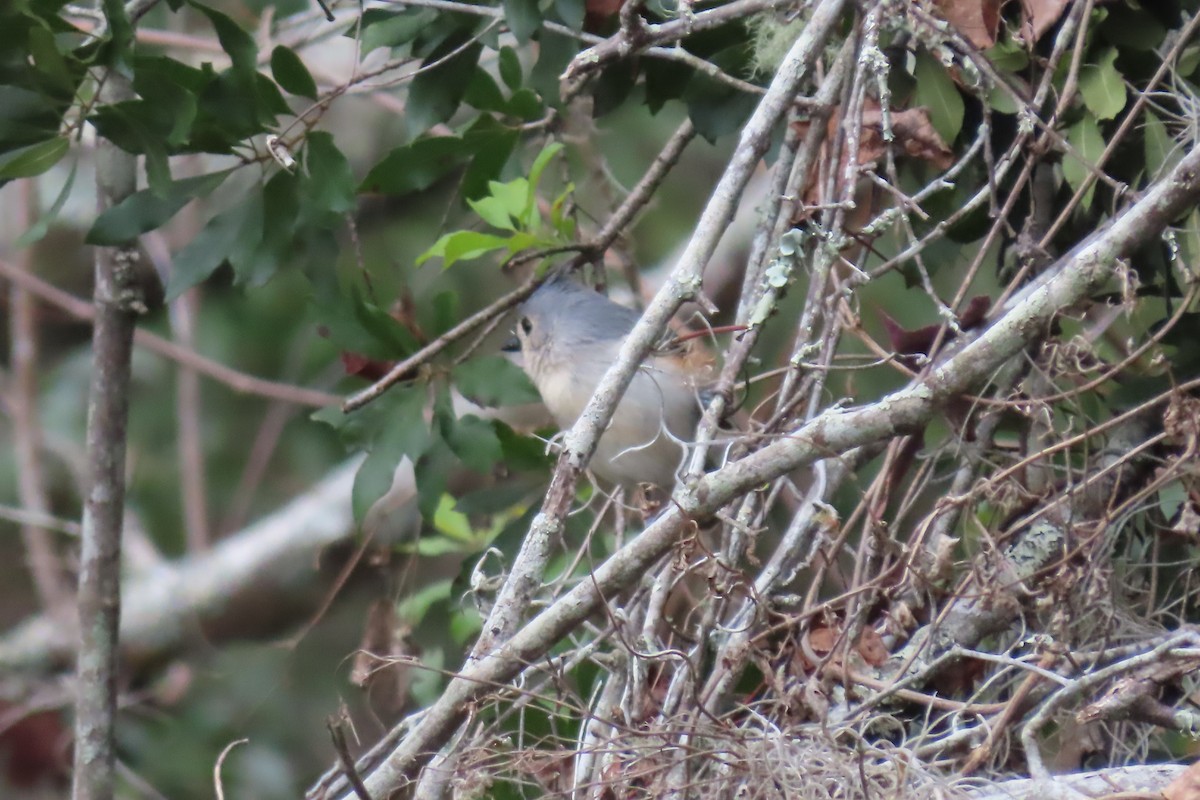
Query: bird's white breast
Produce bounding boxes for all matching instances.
[529,346,697,488]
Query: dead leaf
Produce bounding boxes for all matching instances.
[0,703,68,788]
[338,351,395,381]
[1164,759,1200,800]
[856,627,889,667]
[351,599,413,717]
[1020,0,1070,43]
[876,294,992,358]
[878,310,941,356]
[806,626,838,658]
[585,0,623,31]
[934,0,1003,49]
[959,294,992,330]
[871,105,955,171]
[789,99,954,227]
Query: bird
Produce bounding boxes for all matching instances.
[501,278,712,489]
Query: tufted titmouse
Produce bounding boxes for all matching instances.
[502,279,712,489]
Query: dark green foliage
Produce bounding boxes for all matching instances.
[270,45,318,100]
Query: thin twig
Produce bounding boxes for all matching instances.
[329,715,375,800]
[342,277,546,412]
[8,179,72,617]
[0,256,339,408]
[212,738,249,800]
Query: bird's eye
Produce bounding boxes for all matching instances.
[519,316,533,334]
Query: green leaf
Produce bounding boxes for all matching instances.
[986,84,1020,115]
[505,88,544,121]
[26,26,75,93]
[550,184,574,235]
[86,169,233,245]
[499,46,522,90]
[592,61,637,118]
[190,1,257,75]
[416,444,454,520]
[1159,481,1186,520]
[304,131,356,214]
[1099,3,1166,51]
[98,0,133,69]
[361,136,469,195]
[166,200,247,300]
[406,39,482,136]
[357,8,436,54]
[1144,112,1178,177]
[495,423,553,472]
[15,161,77,248]
[529,32,578,104]
[526,142,562,194]
[397,578,452,621]
[469,194,518,230]
[417,230,511,268]
[503,230,542,254]
[683,68,758,143]
[431,290,459,336]
[521,142,563,226]
[270,45,318,100]
[465,68,507,113]
[431,494,474,542]
[554,0,585,30]
[229,169,299,286]
[984,38,1029,73]
[461,115,519,200]
[350,292,419,354]
[1078,47,1126,121]
[313,287,420,359]
[1180,45,1200,78]
[352,386,431,523]
[143,141,173,197]
[414,534,474,556]
[0,136,67,179]
[449,608,483,644]
[444,414,504,473]
[132,61,200,147]
[644,58,692,114]
[486,177,529,224]
[453,355,541,407]
[913,52,964,143]
[1063,112,1104,211]
[504,0,541,42]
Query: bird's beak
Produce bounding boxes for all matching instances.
[501,334,521,353]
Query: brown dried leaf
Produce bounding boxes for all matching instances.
[934,0,1002,49]
[519,750,575,796]
[585,0,623,31]
[0,703,68,788]
[339,351,395,381]
[959,295,991,329]
[351,598,398,688]
[788,100,954,226]
[1020,0,1070,43]
[806,626,838,657]
[879,309,940,356]
[871,105,956,171]
[856,627,889,667]
[351,599,413,717]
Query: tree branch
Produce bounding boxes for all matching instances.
[73,66,142,800]
[0,459,382,672]
[316,133,1200,799]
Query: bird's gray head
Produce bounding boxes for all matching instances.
[503,280,641,370]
